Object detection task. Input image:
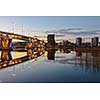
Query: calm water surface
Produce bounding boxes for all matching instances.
[0,50,100,83]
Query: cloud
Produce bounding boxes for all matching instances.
[55,34,66,37]
[34,35,46,38]
[58,28,83,32]
[45,28,100,36]
[45,28,83,34]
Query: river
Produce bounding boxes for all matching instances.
[0,49,100,83]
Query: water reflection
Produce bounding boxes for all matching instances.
[47,49,55,60]
[0,48,100,74]
[1,51,12,61]
[47,48,71,60]
[75,51,100,72]
[47,48,100,72]
[0,48,100,82]
[0,48,45,69]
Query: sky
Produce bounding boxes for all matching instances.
[0,16,100,42]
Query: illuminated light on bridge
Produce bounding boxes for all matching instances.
[10,34,14,38]
[14,60,18,64]
[18,59,22,63]
[40,52,43,55]
[8,34,13,39]
[3,64,7,67]
[0,66,2,68]
[34,47,38,51]
[38,48,41,51]
[14,35,22,39]
[27,42,33,49]
[0,31,46,50]
[27,49,33,55]
[34,54,38,58]
[9,61,14,65]
[32,55,35,58]
[2,33,6,37]
[31,39,35,42]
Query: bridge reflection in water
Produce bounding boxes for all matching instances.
[0,48,45,69]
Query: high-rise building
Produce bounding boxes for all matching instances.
[76,37,82,47]
[47,34,55,46]
[91,37,99,47]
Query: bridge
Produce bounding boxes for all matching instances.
[0,31,45,50]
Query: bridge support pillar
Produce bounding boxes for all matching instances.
[1,38,12,49]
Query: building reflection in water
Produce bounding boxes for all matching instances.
[47,48,100,72]
[47,49,55,60]
[76,52,82,57]
[75,51,100,72]
[47,48,71,60]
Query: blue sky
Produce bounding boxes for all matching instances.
[0,16,100,41]
[0,16,100,31]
